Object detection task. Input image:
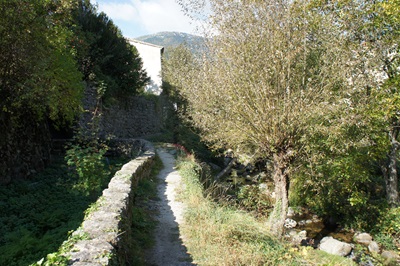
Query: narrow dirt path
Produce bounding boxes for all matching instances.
[144,148,195,266]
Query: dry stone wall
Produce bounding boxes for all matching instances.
[80,84,163,139]
[101,96,162,138]
[65,140,155,266]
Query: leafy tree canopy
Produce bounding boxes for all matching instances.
[71,0,149,102]
[0,0,83,126]
[169,0,400,235]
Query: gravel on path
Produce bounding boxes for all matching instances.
[144,148,195,266]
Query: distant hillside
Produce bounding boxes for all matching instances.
[136,31,206,56]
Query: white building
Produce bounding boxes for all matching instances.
[128,39,164,95]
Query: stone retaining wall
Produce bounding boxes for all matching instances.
[101,96,162,138]
[80,85,163,139]
[65,140,155,266]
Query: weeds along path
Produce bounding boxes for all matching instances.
[145,148,195,266]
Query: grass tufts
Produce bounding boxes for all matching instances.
[176,156,300,265]
[176,154,356,266]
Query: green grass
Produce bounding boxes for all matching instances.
[175,154,356,266]
[0,155,127,266]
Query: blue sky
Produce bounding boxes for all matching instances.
[93,0,198,38]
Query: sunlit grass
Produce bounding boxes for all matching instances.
[176,154,356,266]
[176,156,299,266]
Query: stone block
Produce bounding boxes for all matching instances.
[354,232,373,245]
[368,241,380,254]
[319,236,352,257]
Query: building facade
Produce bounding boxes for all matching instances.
[129,39,164,95]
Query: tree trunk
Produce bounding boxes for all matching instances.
[382,126,400,207]
[268,151,290,237]
[215,158,236,182]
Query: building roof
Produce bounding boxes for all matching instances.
[127,38,164,50]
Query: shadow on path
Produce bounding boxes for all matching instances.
[144,148,195,266]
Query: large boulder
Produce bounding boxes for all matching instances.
[354,232,373,246]
[286,230,307,245]
[284,218,297,228]
[368,241,380,254]
[319,236,352,257]
[381,250,400,261]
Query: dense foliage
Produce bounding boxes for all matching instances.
[65,140,109,195]
[0,0,148,127]
[0,0,83,125]
[291,0,400,227]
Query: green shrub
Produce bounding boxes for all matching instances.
[65,142,110,195]
[375,207,400,249]
[379,207,400,236]
[374,233,397,251]
[237,185,274,216]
